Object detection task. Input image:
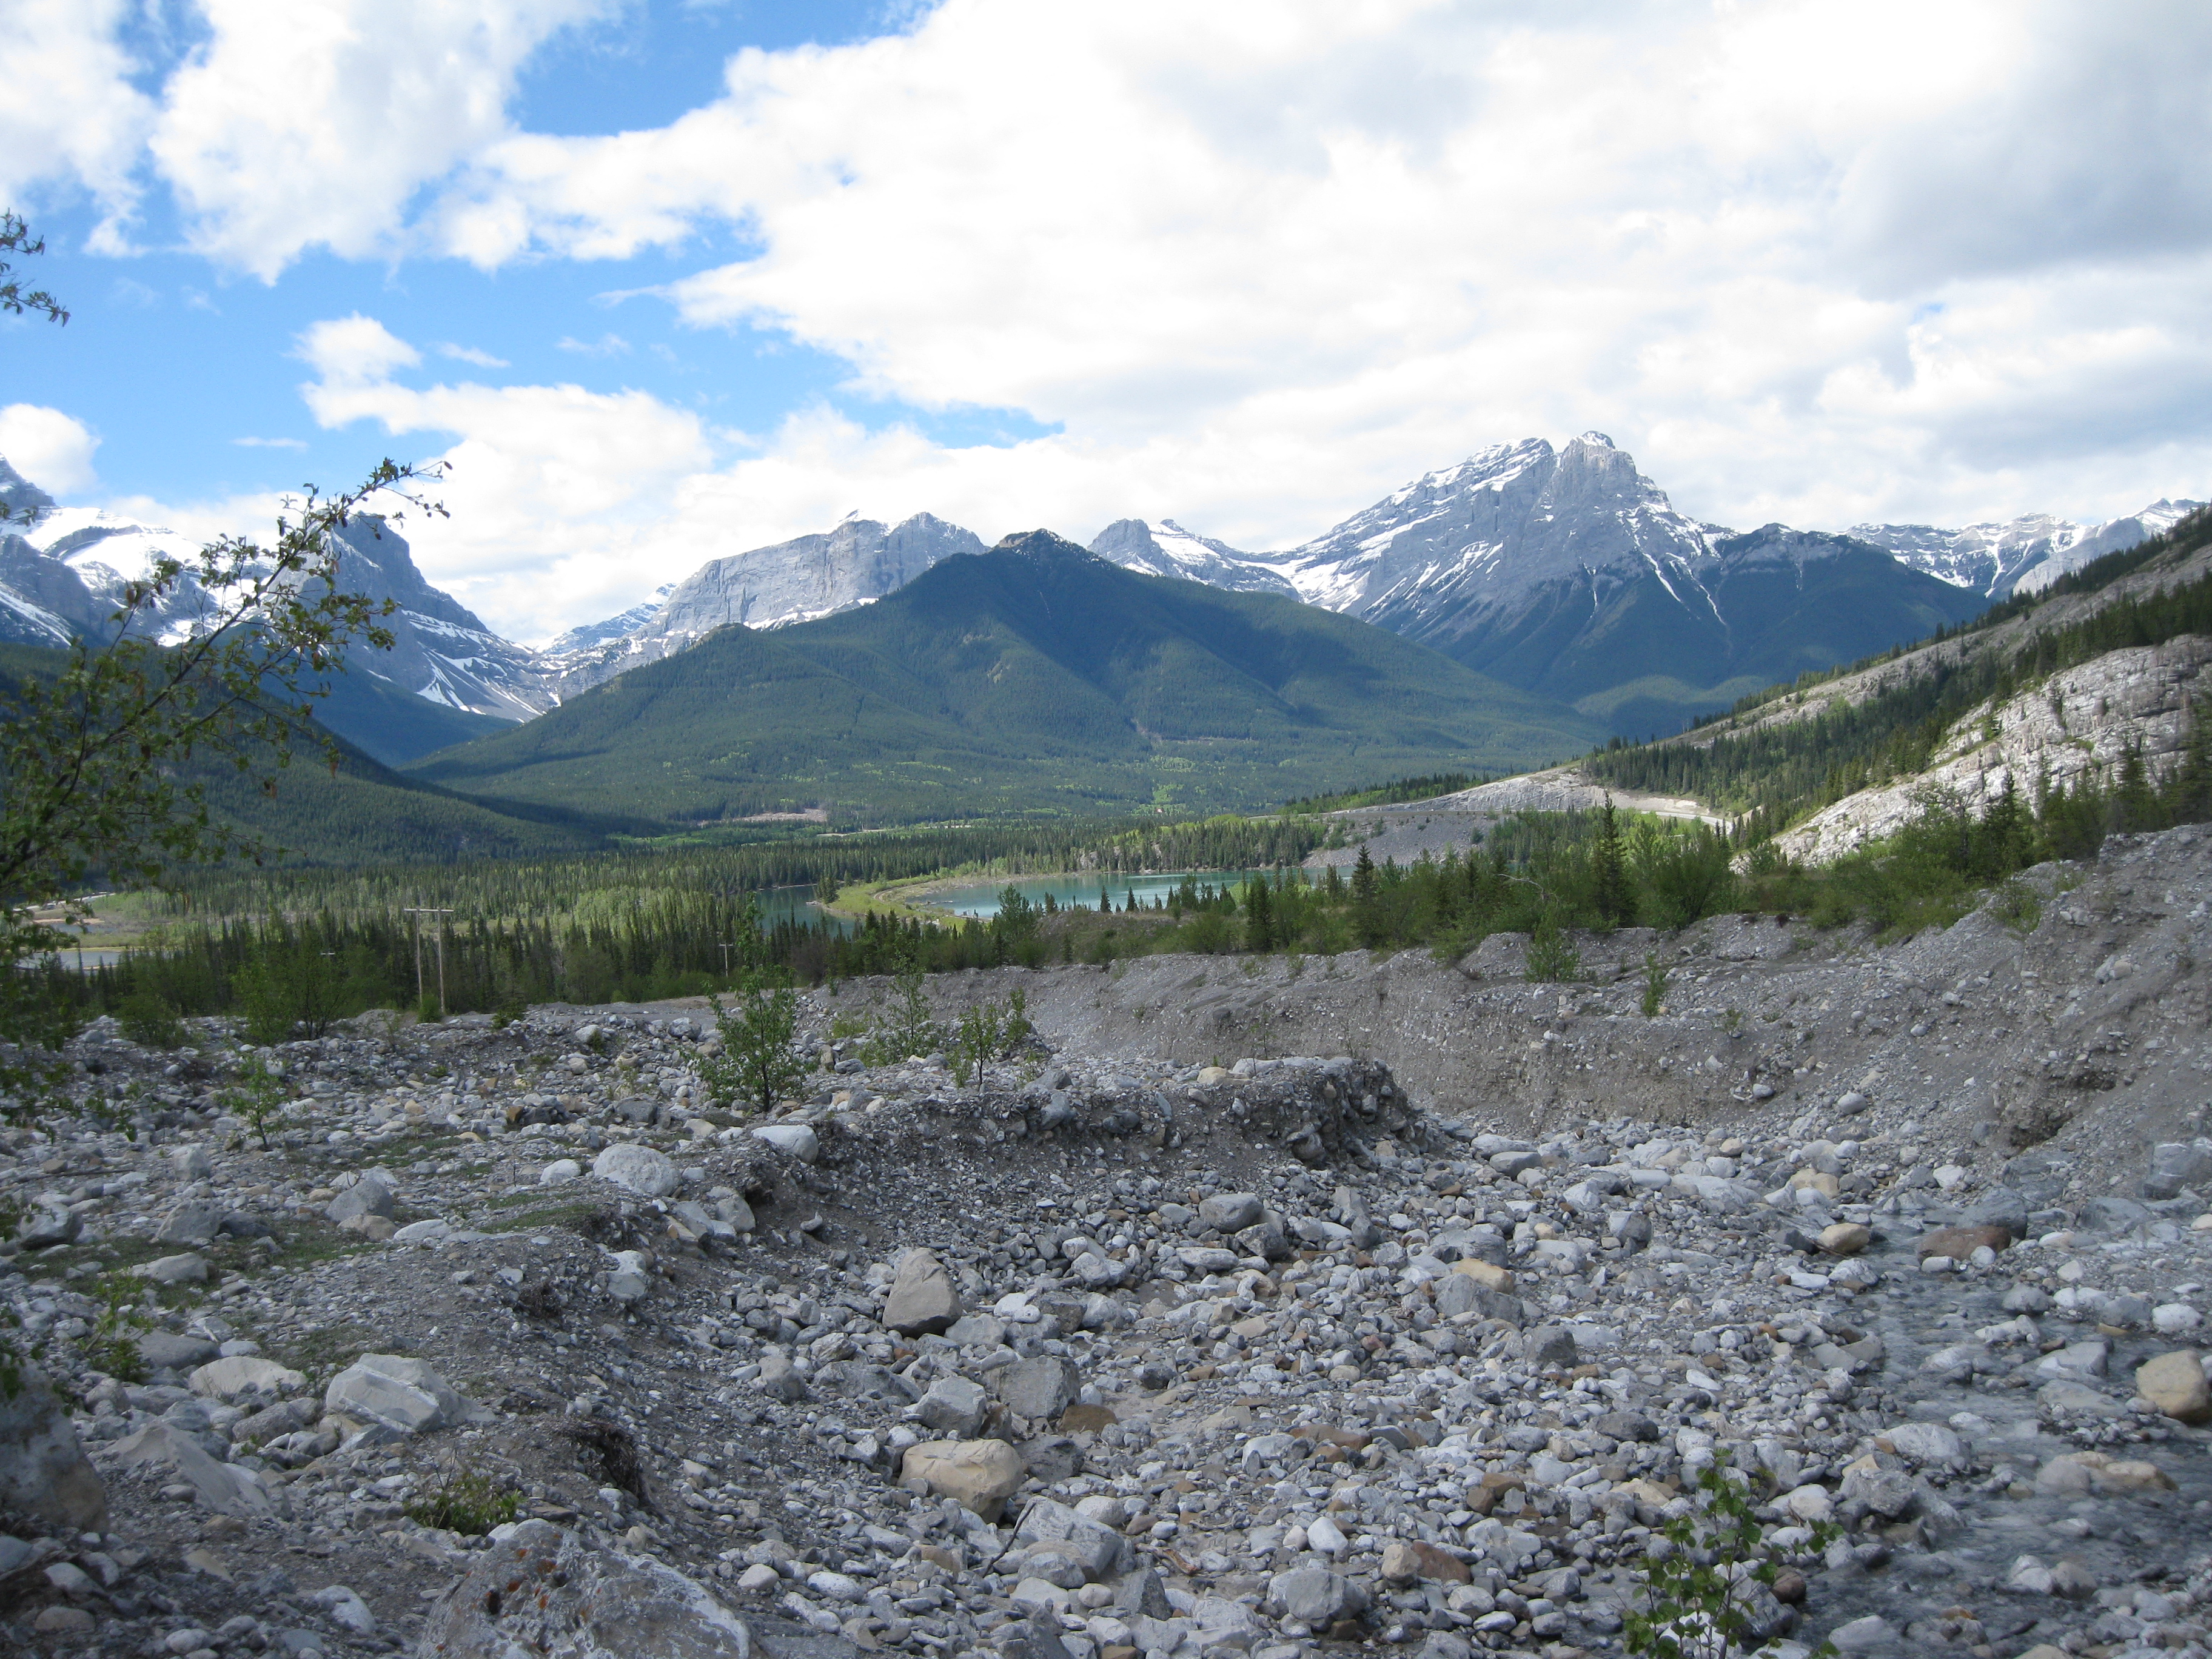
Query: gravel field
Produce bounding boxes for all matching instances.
[7,824,2212,1659]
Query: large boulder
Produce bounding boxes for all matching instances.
[139,1332,220,1371]
[2136,1351,2212,1424]
[882,1248,962,1336]
[327,1176,397,1225]
[190,1355,306,1403]
[997,1356,1080,1423]
[917,1376,990,1437]
[326,1354,468,1435]
[1198,1194,1263,1233]
[2146,1141,2212,1201]
[592,1144,679,1199]
[156,1201,229,1245]
[900,1438,1028,1520]
[751,1124,820,1163]
[104,1420,269,1517]
[0,1366,107,1530]
[1266,1566,1367,1625]
[1011,1496,1130,1581]
[418,1518,752,1659]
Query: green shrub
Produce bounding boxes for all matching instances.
[1640,951,1669,1017]
[404,1466,522,1535]
[948,990,1033,1089]
[701,971,809,1114]
[857,967,943,1065]
[221,1057,288,1151]
[118,990,187,1049]
[1626,1450,1839,1659]
[1525,910,1580,983]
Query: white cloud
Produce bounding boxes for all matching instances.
[149,0,617,279]
[0,404,101,494]
[12,0,2211,632]
[555,332,630,357]
[293,315,718,640]
[438,343,510,367]
[231,435,308,450]
[417,0,2212,542]
[0,0,154,246]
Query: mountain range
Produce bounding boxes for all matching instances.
[410,532,1600,823]
[0,443,2196,773]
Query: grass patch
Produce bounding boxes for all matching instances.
[480,1198,605,1235]
[278,1320,379,1381]
[404,1465,523,1535]
[271,1221,383,1272]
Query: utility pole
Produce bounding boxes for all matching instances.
[402,908,455,1016]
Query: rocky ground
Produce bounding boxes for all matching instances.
[7,825,2212,1659]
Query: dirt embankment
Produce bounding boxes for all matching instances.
[897,823,2212,1207]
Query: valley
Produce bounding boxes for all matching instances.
[5,437,2211,1659]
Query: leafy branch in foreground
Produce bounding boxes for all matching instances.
[1626,1451,1839,1659]
[0,460,445,1127]
[0,210,67,330]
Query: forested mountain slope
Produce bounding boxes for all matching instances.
[411,533,1604,824]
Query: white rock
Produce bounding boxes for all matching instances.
[1883,1421,1963,1466]
[540,1159,581,1185]
[1305,1514,1349,1556]
[392,1219,450,1244]
[187,1356,304,1402]
[138,1254,208,1285]
[752,1124,820,1162]
[1783,1484,1832,1523]
[2153,1303,2202,1336]
[592,1144,679,1198]
[324,1354,468,1435]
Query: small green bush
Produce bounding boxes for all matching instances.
[857,967,943,1065]
[404,1466,522,1535]
[1525,910,1580,983]
[118,991,187,1049]
[1626,1451,1839,1659]
[701,970,809,1114]
[1640,950,1669,1017]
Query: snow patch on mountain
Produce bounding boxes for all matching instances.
[546,514,986,699]
[1087,518,1297,594]
[1855,499,2204,600]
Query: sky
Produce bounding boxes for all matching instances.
[4,0,2210,646]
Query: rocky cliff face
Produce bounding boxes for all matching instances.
[546,513,985,698]
[1774,636,2212,864]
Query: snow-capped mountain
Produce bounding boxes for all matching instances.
[1270,434,1727,689]
[315,515,554,723]
[1853,499,2204,600]
[0,460,221,648]
[0,456,557,759]
[1076,436,1992,729]
[546,512,985,697]
[1089,518,1298,595]
[543,588,671,657]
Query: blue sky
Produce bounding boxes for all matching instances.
[8,2,1047,512]
[5,1,2208,642]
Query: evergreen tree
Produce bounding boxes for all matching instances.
[2167,697,2212,825]
[1350,844,1384,947]
[1244,877,1274,952]
[1590,794,1634,928]
[2116,740,2162,833]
